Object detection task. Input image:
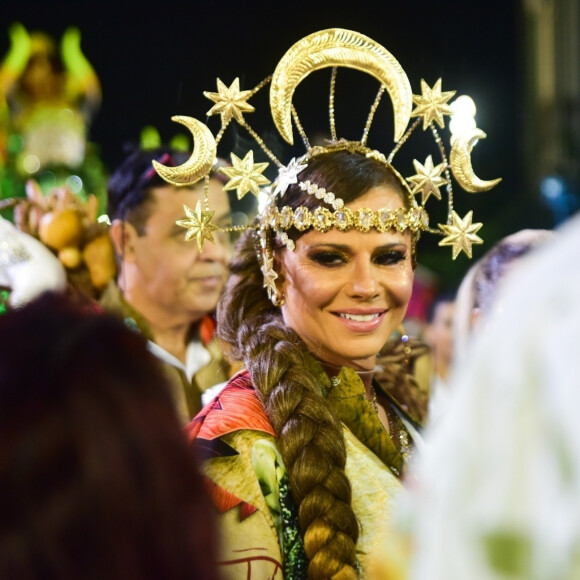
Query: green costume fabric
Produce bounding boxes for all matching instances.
[322,364,413,478]
[190,354,421,578]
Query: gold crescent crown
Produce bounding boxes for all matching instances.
[154,28,502,288]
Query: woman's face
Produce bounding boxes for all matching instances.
[278,186,414,371]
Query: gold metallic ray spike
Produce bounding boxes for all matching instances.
[270,28,412,145]
[450,127,502,193]
[152,116,217,186]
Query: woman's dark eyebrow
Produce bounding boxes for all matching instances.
[304,242,408,251]
[304,243,350,251]
[373,242,409,251]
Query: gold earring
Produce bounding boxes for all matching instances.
[271,290,286,308]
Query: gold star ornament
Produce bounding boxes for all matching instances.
[438,210,483,259]
[220,150,271,199]
[176,202,219,252]
[411,78,456,131]
[260,252,279,301]
[406,155,448,204]
[204,78,255,128]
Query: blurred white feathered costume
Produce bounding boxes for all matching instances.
[404,213,580,579]
[0,216,67,309]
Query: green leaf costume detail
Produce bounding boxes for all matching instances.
[252,439,307,578]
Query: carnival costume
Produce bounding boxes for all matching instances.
[99,280,232,423]
[153,28,500,578]
[0,23,108,219]
[188,363,413,578]
[407,215,580,579]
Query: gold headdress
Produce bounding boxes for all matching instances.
[154,28,501,298]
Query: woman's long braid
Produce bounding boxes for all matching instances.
[217,230,359,579]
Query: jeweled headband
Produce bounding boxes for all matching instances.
[153,28,501,301]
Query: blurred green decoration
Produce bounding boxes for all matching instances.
[0,22,108,221]
[139,125,161,150]
[170,133,190,152]
[0,289,9,315]
[139,125,190,152]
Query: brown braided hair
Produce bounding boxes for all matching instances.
[217,150,413,578]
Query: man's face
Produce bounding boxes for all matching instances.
[127,178,231,325]
[425,300,456,364]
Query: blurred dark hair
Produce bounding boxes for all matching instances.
[473,229,555,312]
[107,146,235,236]
[0,292,219,579]
[106,146,190,233]
[277,149,411,218]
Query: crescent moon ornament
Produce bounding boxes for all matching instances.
[450,127,502,193]
[270,28,413,145]
[152,116,217,186]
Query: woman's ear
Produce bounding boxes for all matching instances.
[272,249,286,291]
[109,219,137,261]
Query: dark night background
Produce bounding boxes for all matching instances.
[2,0,554,286]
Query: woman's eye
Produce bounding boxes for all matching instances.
[374,250,406,265]
[309,251,346,266]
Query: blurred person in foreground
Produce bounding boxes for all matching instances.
[412,230,556,435]
[102,146,235,423]
[452,228,555,368]
[0,292,219,579]
[0,213,67,312]
[402,216,579,579]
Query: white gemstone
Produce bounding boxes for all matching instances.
[378,209,391,227]
[396,209,407,230]
[294,207,308,229]
[280,207,293,229]
[336,211,348,229]
[358,209,373,230]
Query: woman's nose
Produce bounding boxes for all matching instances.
[348,260,380,299]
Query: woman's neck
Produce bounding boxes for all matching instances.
[320,361,375,392]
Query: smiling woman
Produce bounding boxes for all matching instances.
[206,146,416,577]
[158,26,501,580]
[191,147,423,580]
